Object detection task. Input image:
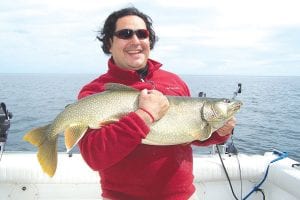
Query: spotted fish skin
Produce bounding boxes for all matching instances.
[23,83,242,177]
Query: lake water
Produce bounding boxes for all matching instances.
[0,74,299,161]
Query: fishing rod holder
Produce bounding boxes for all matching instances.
[198,92,206,97]
[0,102,12,158]
[209,83,242,155]
[198,83,242,99]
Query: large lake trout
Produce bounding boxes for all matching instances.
[23,83,242,177]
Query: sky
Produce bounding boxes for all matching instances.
[1,0,300,76]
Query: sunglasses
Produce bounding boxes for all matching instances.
[114,29,150,40]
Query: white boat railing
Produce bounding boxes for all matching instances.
[1,150,299,200]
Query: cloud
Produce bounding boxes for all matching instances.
[215,0,300,28]
[0,0,300,75]
[155,0,300,27]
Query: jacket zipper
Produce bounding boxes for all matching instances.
[139,76,156,89]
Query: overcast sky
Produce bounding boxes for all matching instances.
[1,0,300,76]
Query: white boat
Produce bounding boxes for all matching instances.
[1,150,299,200]
[0,88,299,200]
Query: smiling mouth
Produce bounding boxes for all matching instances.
[126,49,143,54]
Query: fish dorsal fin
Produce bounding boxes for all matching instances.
[65,123,88,152]
[104,83,138,91]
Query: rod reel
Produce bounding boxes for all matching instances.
[232,83,242,100]
[0,102,13,160]
[198,83,243,154]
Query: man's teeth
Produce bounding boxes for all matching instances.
[127,50,141,53]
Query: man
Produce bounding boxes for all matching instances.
[78,7,236,200]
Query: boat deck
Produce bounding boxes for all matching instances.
[1,151,299,199]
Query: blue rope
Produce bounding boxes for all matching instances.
[242,151,288,200]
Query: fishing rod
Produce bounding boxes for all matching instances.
[232,83,242,100]
[216,83,243,200]
[0,102,12,161]
[198,83,242,99]
[198,83,243,199]
[224,82,242,155]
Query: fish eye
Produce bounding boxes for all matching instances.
[223,99,231,103]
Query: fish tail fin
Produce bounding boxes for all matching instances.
[65,124,88,152]
[23,125,50,147]
[37,136,58,177]
[23,125,58,177]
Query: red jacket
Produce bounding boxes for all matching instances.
[78,58,229,200]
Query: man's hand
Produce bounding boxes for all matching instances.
[136,89,169,125]
[216,117,236,136]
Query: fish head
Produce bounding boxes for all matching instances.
[202,98,242,126]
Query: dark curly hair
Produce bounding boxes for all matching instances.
[96,7,158,55]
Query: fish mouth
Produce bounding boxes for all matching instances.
[228,100,243,115]
[233,101,242,110]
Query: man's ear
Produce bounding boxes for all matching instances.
[109,38,113,53]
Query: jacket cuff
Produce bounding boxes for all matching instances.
[121,112,151,138]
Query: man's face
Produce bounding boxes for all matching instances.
[109,15,150,71]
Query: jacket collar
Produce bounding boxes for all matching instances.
[107,57,162,81]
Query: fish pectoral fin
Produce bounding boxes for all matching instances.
[189,131,201,140]
[204,126,213,140]
[65,124,88,152]
[196,124,213,141]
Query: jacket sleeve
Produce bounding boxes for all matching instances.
[78,112,150,171]
[192,131,230,146]
[77,83,150,171]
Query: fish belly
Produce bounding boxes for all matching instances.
[142,100,209,145]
